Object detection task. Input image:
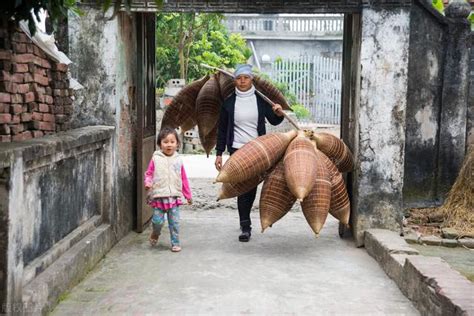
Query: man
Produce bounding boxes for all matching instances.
[214,64,284,242]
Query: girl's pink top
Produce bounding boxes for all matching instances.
[144,160,192,210]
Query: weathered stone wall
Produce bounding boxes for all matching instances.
[0,126,114,314]
[0,20,73,143]
[403,2,447,208]
[467,32,474,147]
[68,10,138,237]
[351,7,411,246]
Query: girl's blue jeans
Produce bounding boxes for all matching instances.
[152,206,180,246]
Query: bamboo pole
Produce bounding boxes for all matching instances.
[200,63,301,130]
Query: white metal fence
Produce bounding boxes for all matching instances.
[271,55,342,125]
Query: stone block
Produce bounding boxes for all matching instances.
[32,112,42,121]
[24,91,35,103]
[21,113,32,122]
[458,238,474,249]
[441,239,458,248]
[43,114,55,123]
[16,83,30,94]
[13,53,35,64]
[404,256,474,315]
[10,93,23,103]
[33,74,49,86]
[441,228,459,239]
[10,73,24,83]
[38,103,49,113]
[421,235,442,246]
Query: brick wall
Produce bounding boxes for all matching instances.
[0,22,73,143]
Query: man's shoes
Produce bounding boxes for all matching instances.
[239,230,251,242]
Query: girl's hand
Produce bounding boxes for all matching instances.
[187,198,193,205]
[215,156,222,171]
[272,103,284,117]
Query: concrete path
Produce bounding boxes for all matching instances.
[52,211,418,315]
[52,155,418,315]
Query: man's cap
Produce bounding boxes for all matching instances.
[234,64,253,78]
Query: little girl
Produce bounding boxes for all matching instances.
[144,127,192,252]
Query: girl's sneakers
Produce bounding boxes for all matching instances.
[171,245,182,252]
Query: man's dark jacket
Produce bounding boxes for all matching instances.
[215,93,284,156]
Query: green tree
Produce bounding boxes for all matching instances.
[155,13,251,88]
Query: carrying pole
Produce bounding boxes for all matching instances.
[200,63,301,130]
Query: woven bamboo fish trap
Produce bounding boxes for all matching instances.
[196,74,222,137]
[217,72,235,101]
[259,160,296,232]
[216,130,298,183]
[300,157,331,235]
[308,132,354,173]
[217,172,265,201]
[199,123,218,158]
[316,150,350,225]
[253,76,291,111]
[284,132,318,201]
[161,75,209,130]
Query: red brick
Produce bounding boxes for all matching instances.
[38,103,49,113]
[16,83,29,94]
[32,112,42,121]
[10,73,24,83]
[33,46,46,58]
[0,51,12,60]
[32,130,43,138]
[27,102,38,112]
[36,68,46,76]
[10,123,24,134]
[26,44,34,54]
[0,81,16,93]
[31,121,55,131]
[0,70,10,81]
[0,103,5,112]
[11,32,29,43]
[0,60,11,71]
[32,83,45,94]
[12,42,26,53]
[45,87,52,95]
[0,113,11,123]
[43,113,55,122]
[20,112,32,122]
[13,53,35,64]
[23,73,33,83]
[11,115,20,124]
[33,74,48,86]
[0,135,11,142]
[22,130,32,140]
[10,94,22,103]
[34,92,45,103]
[53,63,68,72]
[0,124,10,134]
[9,104,23,114]
[41,59,51,69]
[44,95,53,104]
[11,133,23,141]
[0,92,11,103]
[24,91,34,103]
[27,62,36,73]
[13,63,29,73]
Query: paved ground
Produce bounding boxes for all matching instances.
[51,155,418,315]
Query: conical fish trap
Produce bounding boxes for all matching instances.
[217,72,235,101]
[316,150,350,225]
[310,132,354,173]
[161,75,209,130]
[216,130,298,183]
[300,157,331,236]
[196,74,222,137]
[253,76,291,110]
[259,160,296,232]
[180,116,197,132]
[199,123,218,158]
[284,132,318,201]
[217,172,265,201]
